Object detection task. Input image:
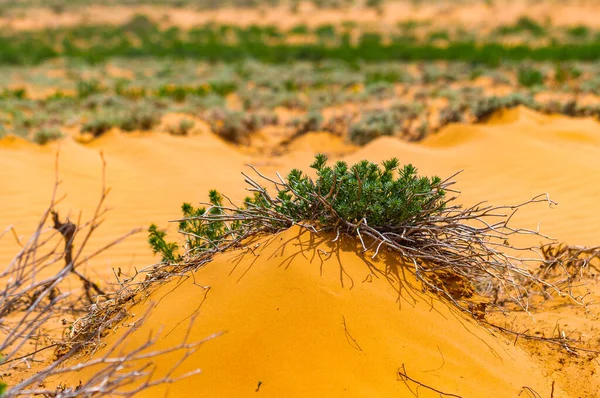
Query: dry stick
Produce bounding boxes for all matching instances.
[0,151,188,397]
[489,323,600,355]
[51,210,106,301]
[397,363,462,398]
[518,386,542,398]
[341,316,362,352]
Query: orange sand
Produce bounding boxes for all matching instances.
[5,1,600,31]
[2,106,600,395]
[62,227,566,397]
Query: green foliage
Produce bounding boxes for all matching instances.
[471,93,534,121]
[81,114,118,136]
[77,79,104,98]
[288,110,323,135]
[33,127,63,145]
[284,155,445,227]
[149,155,446,262]
[1,353,7,395]
[554,64,581,84]
[148,224,179,263]
[118,103,161,131]
[1,19,600,66]
[288,24,309,35]
[496,17,546,37]
[348,110,397,145]
[518,67,545,87]
[168,118,195,136]
[207,108,276,143]
[149,190,233,261]
[567,25,590,39]
[178,191,229,251]
[365,0,383,9]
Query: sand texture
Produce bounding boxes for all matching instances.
[2,106,600,396]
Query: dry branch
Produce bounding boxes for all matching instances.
[1,152,218,396]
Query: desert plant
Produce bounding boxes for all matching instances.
[518,67,545,87]
[206,108,271,144]
[76,79,104,99]
[119,104,161,132]
[567,25,590,39]
[348,110,397,145]
[287,110,324,136]
[149,154,584,320]
[168,118,196,136]
[81,114,118,137]
[471,94,535,121]
[438,106,463,127]
[33,127,63,145]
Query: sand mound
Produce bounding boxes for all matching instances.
[2,106,600,274]
[63,227,564,397]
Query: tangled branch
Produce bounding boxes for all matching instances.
[0,152,220,396]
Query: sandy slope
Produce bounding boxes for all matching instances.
[2,106,600,395]
[62,226,566,397]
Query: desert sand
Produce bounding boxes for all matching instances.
[2,106,600,396]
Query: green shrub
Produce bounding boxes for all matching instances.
[567,25,590,39]
[439,106,463,126]
[207,108,266,143]
[471,93,535,121]
[518,67,545,87]
[149,154,445,262]
[119,104,161,132]
[77,79,104,99]
[554,64,581,84]
[81,114,118,137]
[148,224,179,263]
[287,110,324,136]
[288,24,309,35]
[496,16,546,37]
[168,119,196,136]
[315,24,336,40]
[33,127,63,145]
[348,110,397,145]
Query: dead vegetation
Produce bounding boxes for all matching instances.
[0,153,220,396]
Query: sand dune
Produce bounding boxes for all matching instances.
[2,107,600,395]
[2,105,600,279]
[61,227,566,397]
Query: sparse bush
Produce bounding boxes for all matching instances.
[348,110,397,145]
[554,64,581,84]
[518,67,545,87]
[207,108,274,143]
[168,119,196,136]
[567,25,590,39]
[81,114,118,137]
[119,104,161,132]
[471,94,535,121]
[439,106,463,126]
[33,127,63,145]
[287,110,324,136]
[77,79,104,99]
